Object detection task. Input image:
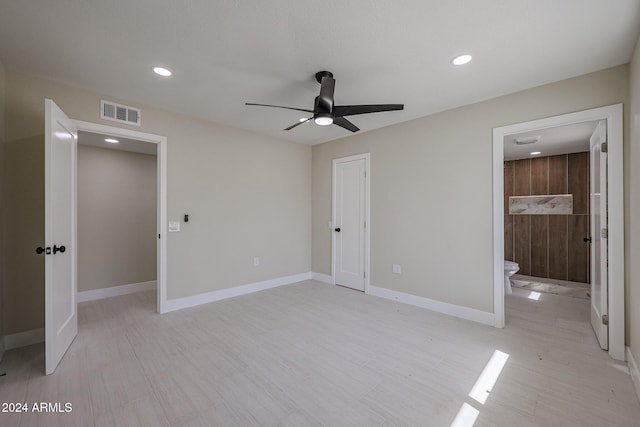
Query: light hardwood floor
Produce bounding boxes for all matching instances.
[1,280,639,426]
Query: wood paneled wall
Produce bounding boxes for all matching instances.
[504,153,590,283]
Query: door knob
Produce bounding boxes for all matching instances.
[583,237,592,243]
[36,246,51,255]
[334,227,341,232]
[53,245,66,254]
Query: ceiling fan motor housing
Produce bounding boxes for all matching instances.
[315,71,334,83]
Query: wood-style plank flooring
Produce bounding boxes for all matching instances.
[1,280,639,426]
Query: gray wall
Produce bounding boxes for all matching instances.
[0,60,5,357]
[77,145,157,292]
[3,70,311,335]
[2,133,43,336]
[629,34,640,373]
[312,65,629,318]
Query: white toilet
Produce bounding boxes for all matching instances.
[504,260,520,294]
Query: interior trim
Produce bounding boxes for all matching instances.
[369,285,494,326]
[628,347,640,404]
[163,272,312,313]
[4,328,45,351]
[77,281,157,303]
[311,272,333,284]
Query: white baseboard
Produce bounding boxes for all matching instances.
[311,272,333,284]
[5,328,45,350]
[369,285,495,326]
[78,280,157,302]
[162,272,312,313]
[628,347,640,404]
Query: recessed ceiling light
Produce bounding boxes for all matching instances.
[105,138,119,144]
[299,118,308,122]
[530,151,541,156]
[153,66,172,77]
[451,54,472,66]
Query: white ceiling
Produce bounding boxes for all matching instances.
[78,131,157,156]
[1,1,639,146]
[504,121,598,161]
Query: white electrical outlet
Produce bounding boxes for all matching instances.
[392,264,402,274]
[253,257,260,267]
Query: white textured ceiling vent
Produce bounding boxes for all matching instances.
[100,100,141,126]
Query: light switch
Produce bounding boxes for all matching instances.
[168,221,181,232]
[392,264,402,274]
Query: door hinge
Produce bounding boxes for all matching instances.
[364,220,366,228]
[601,142,607,153]
[601,228,608,239]
[364,271,366,279]
[602,314,609,325]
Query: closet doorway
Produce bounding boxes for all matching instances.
[77,131,158,307]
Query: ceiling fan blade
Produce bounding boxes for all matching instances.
[333,104,404,117]
[317,76,335,113]
[245,103,313,113]
[284,117,313,131]
[333,117,360,133]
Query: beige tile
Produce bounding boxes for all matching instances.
[211,370,296,427]
[276,410,323,427]
[174,401,260,427]
[88,358,152,417]
[94,395,169,427]
[146,359,220,425]
[0,281,637,427]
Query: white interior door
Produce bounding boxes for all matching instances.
[44,99,78,375]
[333,158,366,291]
[589,120,608,350]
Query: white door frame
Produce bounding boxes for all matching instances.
[332,153,371,293]
[492,104,624,361]
[73,120,168,314]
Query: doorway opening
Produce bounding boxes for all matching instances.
[504,121,596,295]
[76,130,158,310]
[74,120,168,314]
[493,104,624,360]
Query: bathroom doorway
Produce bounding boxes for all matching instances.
[492,104,624,361]
[503,127,593,290]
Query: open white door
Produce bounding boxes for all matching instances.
[589,120,608,350]
[333,157,366,291]
[44,99,78,375]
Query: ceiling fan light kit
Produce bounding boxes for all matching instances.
[246,71,404,133]
[314,113,333,126]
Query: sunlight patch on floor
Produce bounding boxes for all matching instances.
[450,349,511,426]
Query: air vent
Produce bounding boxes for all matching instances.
[101,100,141,126]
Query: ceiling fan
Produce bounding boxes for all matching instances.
[246,71,404,133]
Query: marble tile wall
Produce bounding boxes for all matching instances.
[509,194,573,215]
[504,153,590,283]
